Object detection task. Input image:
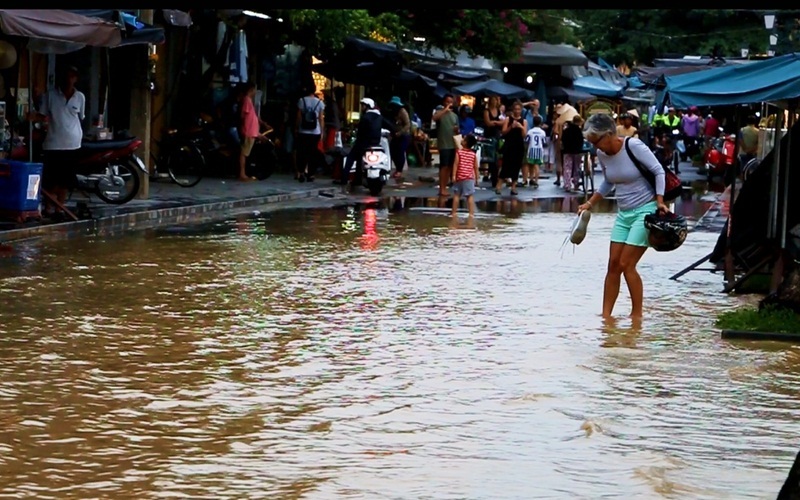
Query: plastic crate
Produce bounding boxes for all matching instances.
[0,160,43,212]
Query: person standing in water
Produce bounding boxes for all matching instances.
[451,134,479,219]
[578,113,668,319]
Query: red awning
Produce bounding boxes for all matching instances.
[0,9,121,47]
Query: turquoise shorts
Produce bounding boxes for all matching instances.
[610,201,657,248]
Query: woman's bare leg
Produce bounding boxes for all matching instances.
[621,244,649,318]
[603,242,625,318]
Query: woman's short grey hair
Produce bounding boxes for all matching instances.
[583,113,617,139]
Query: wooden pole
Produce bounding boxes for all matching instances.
[723,106,741,288]
[669,252,713,281]
[27,47,32,163]
[768,105,784,239]
[131,9,154,199]
[780,102,795,249]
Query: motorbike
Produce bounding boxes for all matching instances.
[472,126,484,166]
[663,129,682,173]
[11,134,147,205]
[356,128,392,196]
[705,128,736,180]
[473,126,496,183]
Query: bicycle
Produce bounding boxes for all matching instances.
[149,127,206,188]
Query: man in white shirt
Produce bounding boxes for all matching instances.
[31,66,86,219]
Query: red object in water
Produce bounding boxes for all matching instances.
[722,136,736,165]
[707,148,721,166]
[705,135,737,175]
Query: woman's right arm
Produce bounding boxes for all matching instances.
[578,161,613,212]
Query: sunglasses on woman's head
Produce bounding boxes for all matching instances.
[588,135,605,147]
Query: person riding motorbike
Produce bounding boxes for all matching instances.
[340,97,383,186]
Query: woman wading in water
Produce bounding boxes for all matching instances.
[578,113,668,318]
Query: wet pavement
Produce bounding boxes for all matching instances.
[0,196,797,498]
[0,159,727,243]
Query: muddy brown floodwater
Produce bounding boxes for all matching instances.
[1,196,799,499]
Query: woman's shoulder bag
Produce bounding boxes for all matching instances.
[624,137,683,201]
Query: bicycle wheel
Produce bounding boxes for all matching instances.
[167,142,205,188]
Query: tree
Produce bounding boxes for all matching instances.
[273,9,580,63]
[567,9,800,67]
[274,10,404,60]
[389,9,579,62]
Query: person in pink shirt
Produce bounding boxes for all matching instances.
[239,82,270,181]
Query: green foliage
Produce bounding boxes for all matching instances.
[270,9,800,68]
[275,9,580,63]
[276,10,404,59]
[716,305,800,334]
[392,9,579,62]
[567,9,800,66]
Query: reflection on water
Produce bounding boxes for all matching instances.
[1,197,799,499]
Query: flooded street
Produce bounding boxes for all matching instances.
[1,196,799,499]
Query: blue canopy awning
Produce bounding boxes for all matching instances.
[626,75,646,89]
[597,57,616,71]
[572,75,625,98]
[664,53,800,108]
[70,9,165,46]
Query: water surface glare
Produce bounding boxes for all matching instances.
[1,201,798,499]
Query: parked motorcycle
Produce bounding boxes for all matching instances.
[705,129,736,180]
[11,135,147,205]
[359,129,392,196]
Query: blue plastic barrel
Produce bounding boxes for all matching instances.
[0,160,43,212]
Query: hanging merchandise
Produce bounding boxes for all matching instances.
[227,29,248,83]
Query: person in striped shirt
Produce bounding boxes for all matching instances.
[451,134,480,218]
[525,115,547,188]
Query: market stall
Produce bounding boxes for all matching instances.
[0,9,163,221]
[663,52,800,293]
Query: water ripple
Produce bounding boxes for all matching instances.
[0,202,797,498]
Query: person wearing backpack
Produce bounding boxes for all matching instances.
[295,86,324,182]
[577,113,669,320]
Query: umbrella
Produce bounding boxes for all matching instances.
[572,75,625,98]
[338,36,405,68]
[547,86,595,104]
[512,42,588,67]
[413,63,490,85]
[452,79,533,99]
[314,61,434,91]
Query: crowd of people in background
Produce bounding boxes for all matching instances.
[205,78,765,197]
